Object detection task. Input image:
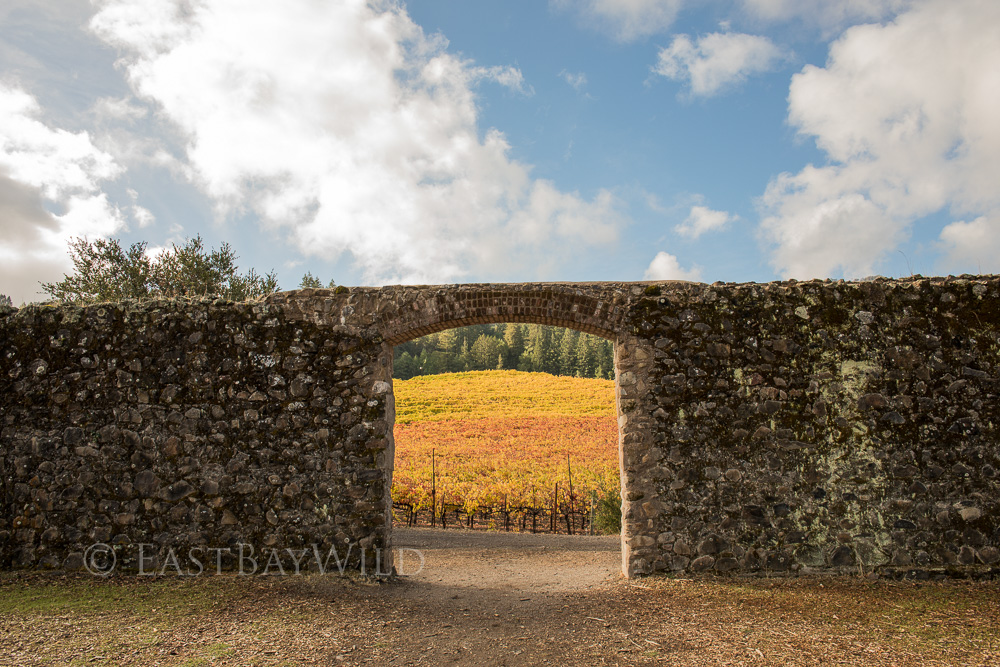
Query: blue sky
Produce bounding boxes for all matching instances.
[1,0,998,304]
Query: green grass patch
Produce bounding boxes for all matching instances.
[0,573,239,617]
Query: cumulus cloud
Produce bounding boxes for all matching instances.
[0,85,121,199]
[551,0,684,41]
[644,251,702,281]
[939,216,1000,274]
[90,0,623,285]
[675,204,736,238]
[0,83,126,303]
[759,0,1000,279]
[653,32,787,97]
[740,0,911,33]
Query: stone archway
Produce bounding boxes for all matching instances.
[366,283,643,576]
[264,281,651,576]
[259,281,660,576]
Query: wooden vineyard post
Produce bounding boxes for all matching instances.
[441,490,446,530]
[566,454,574,535]
[551,482,558,533]
[589,490,596,535]
[430,448,436,528]
[531,487,537,533]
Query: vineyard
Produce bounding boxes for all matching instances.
[391,370,622,534]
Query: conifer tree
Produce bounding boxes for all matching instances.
[503,323,526,368]
[391,323,616,379]
[598,340,615,379]
[395,352,417,379]
[470,334,504,370]
[576,335,598,377]
[437,328,462,355]
[559,329,580,376]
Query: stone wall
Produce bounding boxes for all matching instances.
[621,277,1000,578]
[1,276,998,578]
[0,299,393,573]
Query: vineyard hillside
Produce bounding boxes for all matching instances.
[394,370,615,422]
[391,371,621,533]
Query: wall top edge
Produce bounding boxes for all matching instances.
[4,273,999,318]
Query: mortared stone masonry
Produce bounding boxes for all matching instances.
[2,277,998,578]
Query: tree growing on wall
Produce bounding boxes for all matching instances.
[42,236,279,304]
[298,272,336,288]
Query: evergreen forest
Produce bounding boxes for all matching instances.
[393,324,615,380]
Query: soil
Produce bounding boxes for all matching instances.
[377,527,623,664]
[1,527,998,666]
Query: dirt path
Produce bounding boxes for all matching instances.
[336,528,998,665]
[1,528,998,666]
[393,526,621,590]
[374,528,623,664]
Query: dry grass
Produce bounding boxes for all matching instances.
[2,568,996,666]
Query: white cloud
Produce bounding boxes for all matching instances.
[552,0,684,41]
[126,187,155,227]
[644,251,702,281]
[0,83,126,303]
[560,70,588,91]
[91,96,148,123]
[939,216,1000,274]
[90,0,623,285]
[675,204,736,238]
[653,32,787,97]
[0,85,121,199]
[471,65,533,96]
[740,0,911,33]
[760,0,1000,279]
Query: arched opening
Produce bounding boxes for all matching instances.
[384,318,628,575]
[276,283,650,576]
